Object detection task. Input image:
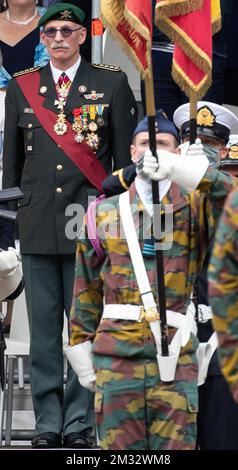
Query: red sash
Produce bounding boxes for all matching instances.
[16,72,108,191]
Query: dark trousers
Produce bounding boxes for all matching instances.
[197,375,238,450]
[22,253,94,436]
[141,50,226,121]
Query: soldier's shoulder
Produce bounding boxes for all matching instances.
[91,63,121,72]
[13,66,42,78]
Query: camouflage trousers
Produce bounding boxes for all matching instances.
[93,332,198,450]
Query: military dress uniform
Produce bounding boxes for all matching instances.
[2,54,137,441]
[69,165,236,450]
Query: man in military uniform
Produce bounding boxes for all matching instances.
[174,105,238,450]
[65,110,237,450]
[102,103,238,449]
[208,184,238,405]
[2,2,137,449]
[208,134,238,405]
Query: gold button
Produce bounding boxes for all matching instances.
[57,164,63,171]
[28,123,32,128]
[56,187,62,193]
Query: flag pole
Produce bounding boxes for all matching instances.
[144,67,169,357]
[189,94,197,144]
[91,0,104,64]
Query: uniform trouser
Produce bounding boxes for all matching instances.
[94,350,198,450]
[22,254,94,436]
[197,375,238,450]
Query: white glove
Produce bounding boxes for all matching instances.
[179,138,205,156]
[187,138,205,156]
[142,148,209,191]
[64,341,96,392]
[0,248,19,278]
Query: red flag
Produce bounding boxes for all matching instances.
[155,0,214,100]
[101,0,152,78]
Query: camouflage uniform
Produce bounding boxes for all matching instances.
[208,187,238,404]
[70,168,236,450]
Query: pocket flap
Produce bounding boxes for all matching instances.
[18,114,41,129]
[186,390,198,413]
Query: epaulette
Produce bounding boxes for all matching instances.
[92,63,121,72]
[13,66,41,77]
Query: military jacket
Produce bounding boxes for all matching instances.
[70,168,236,359]
[2,59,137,254]
[208,187,238,403]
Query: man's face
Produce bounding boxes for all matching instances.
[41,20,87,68]
[183,134,226,158]
[130,132,179,163]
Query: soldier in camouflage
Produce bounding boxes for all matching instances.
[174,107,238,450]
[208,135,238,406]
[65,113,237,450]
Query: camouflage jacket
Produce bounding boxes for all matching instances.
[208,187,238,403]
[70,168,236,358]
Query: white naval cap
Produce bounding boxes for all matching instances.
[173,102,238,143]
[226,134,238,148]
[220,134,238,168]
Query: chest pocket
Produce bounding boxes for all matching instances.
[18,114,41,156]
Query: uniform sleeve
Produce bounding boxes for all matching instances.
[69,230,104,346]
[2,79,25,208]
[109,72,138,170]
[197,167,237,228]
[102,163,136,196]
[208,188,238,403]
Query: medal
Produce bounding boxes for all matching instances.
[72,107,84,142]
[74,133,85,143]
[88,121,98,132]
[96,117,104,127]
[86,132,100,151]
[54,113,68,135]
[54,76,71,136]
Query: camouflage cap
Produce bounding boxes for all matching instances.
[38,2,85,28]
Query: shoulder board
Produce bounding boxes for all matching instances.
[92,63,121,72]
[13,66,41,78]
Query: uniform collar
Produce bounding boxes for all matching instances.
[50,56,81,84]
[135,177,171,217]
[129,179,188,216]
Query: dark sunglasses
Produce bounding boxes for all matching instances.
[43,26,82,38]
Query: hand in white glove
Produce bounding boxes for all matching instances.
[64,341,96,392]
[141,148,209,191]
[0,248,19,278]
[187,138,205,156]
[179,138,205,156]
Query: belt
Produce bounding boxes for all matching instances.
[102,304,197,337]
[198,304,213,323]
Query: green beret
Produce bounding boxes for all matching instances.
[38,2,85,28]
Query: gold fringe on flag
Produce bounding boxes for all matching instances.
[101,0,152,79]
